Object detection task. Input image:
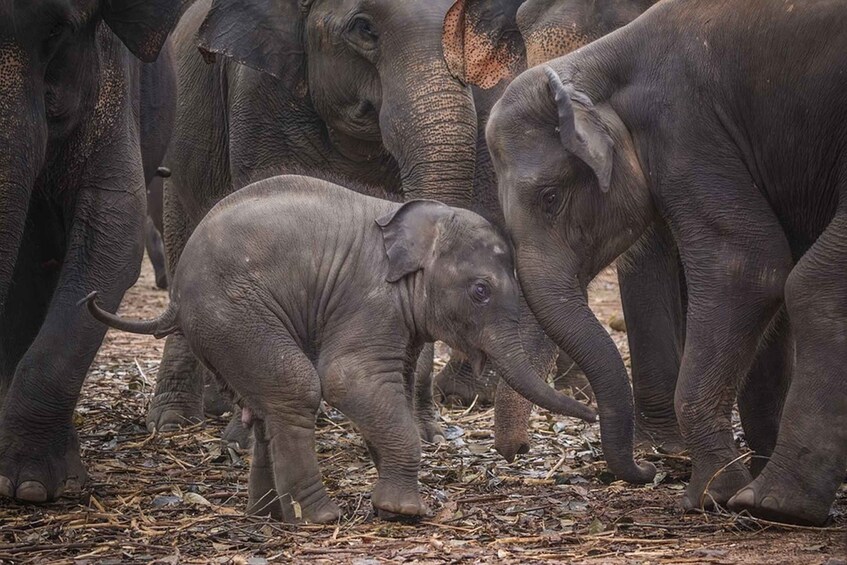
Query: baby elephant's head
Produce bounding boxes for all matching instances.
[376,200,596,422]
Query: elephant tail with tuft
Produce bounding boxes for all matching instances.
[80,291,179,339]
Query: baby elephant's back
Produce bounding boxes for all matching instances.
[173,175,388,297]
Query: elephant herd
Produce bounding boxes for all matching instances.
[0,0,844,529]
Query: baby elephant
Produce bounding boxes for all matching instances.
[84,175,595,523]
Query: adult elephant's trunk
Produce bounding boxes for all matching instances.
[494,290,558,462]
[518,250,656,484]
[378,6,478,207]
[0,50,47,325]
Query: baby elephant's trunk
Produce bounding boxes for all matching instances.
[80,291,179,338]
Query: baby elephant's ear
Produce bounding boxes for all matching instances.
[376,200,454,283]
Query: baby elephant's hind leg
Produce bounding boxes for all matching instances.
[202,327,339,524]
[246,420,282,519]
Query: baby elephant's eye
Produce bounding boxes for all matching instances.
[471,282,491,304]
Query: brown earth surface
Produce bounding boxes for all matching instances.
[1,257,844,564]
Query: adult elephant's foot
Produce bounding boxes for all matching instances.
[634,417,686,454]
[372,480,427,522]
[222,412,252,450]
[0,426,87,502]
[203,374,233,418]
[147,334,205,432]
[681,456,752,512]
[728,465,834,526]
[434,357,496,406]
[147,392,204,432]
[552,354,594,401]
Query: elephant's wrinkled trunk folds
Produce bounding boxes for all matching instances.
[518,250,656,484]
[0,46,47,319]
[483,323,596,424]
[378,14,478,207]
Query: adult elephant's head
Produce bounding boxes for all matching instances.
[516,0,660,66]
[197,0,479,206]
[487,61,656,483]
[0,0,185,314]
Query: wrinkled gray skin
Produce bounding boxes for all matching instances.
[147,0,492,443]
[140,43,177,292]
[441,0,684,462]
[444,0,791,468]
[488,0,846,525]
[0,0,185,503]
[85,175,596,523]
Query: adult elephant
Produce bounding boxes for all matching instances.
[0,1,185,503]
[147,0,481,441]
[487,0,845,525]
[441,0,687,462]
[444,0,793,471]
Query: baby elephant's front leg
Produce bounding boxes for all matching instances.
[325,358,426,521]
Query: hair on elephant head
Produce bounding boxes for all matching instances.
[197,0,479,204]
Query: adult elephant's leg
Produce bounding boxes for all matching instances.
[433,351,496,406]
[618,224,686,454]
[0,178,145,502]
[730,210,847,526]
[738,309,792,478]
[412,343,445,444]
[675,189,791,511]
[0,199,64,401]
[147,183,204,431]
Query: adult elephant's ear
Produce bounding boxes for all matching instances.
[197,0,306,82]
[442,0,527,89]
[545,66,614,193]
[376,201,454,283]
[102,0,188,62]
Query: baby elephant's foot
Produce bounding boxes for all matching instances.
[372,480,427,522]
[682,462,751,512]
[293,497,342,524]
[728,470,834,526]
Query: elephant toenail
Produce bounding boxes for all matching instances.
[16,481,48,503]
[729,487,756,509]
[432,434,446,444]
[64,478,83,494]
[0,476,13,498]
[761,495,780,510]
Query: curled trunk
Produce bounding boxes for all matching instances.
[518,252,656,484]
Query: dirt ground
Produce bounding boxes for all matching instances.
[1,257,844,564]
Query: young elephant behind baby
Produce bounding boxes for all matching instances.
[83,175,595,523]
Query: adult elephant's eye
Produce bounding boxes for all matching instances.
[44,21,70,59]
[471,282,491,305]
[347,15,379,52]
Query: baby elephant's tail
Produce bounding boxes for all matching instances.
[80,291,179,339]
